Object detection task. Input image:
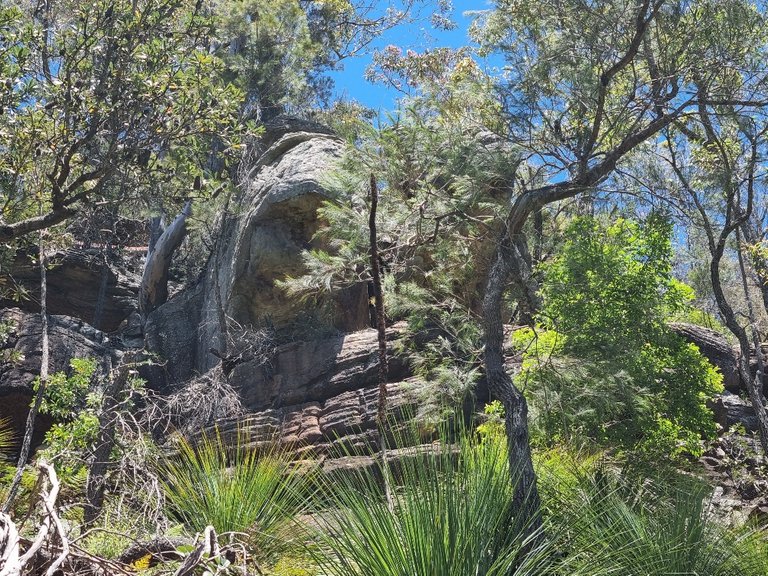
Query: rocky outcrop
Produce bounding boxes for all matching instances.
[216,377,425,456]
[700,434,768,525]
[670,323,741,392]
[1,249,139,333]
[229,324,409,411]
[710,391,767,433]
[0,308,112,455]
[671,322,768,396]
[145,119,370,387]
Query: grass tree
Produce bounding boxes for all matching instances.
[158,429,304,562]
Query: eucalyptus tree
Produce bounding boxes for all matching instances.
[660,92,768,456]
[0,0,244,247]
[466,0,768,529]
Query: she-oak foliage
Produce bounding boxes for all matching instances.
[516,215,723,458]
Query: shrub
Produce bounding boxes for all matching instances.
[520,215,723,459]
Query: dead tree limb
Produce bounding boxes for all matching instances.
[139,200,192,318]
[0,462,61,576]
[174,526,218,576]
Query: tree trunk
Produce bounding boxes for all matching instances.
[735,230,768,456]
[708,226,768,457]
[84,351,138,526]
[483,237,542,534]
[139,200,192,319]
[2,236,49,513]
[369,174,392,509]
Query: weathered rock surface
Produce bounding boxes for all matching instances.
[671,321,768,397]
[216,377,425,456]
[145,119,370,386]
[710,391,768,433]
[230,324,409,411]
[700,434,768,526]
[0,308,112,454]
[1,249,139,333]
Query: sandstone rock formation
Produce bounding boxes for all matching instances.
[1,249,139,333]
[0,308,112,454]
[145,119,370,388]
[0,120,388,462]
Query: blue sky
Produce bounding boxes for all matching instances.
[329,0,501,112]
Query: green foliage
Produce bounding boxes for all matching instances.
[281,102,518,421]
[158,429,303,560]
[476,400,505,443]
[32,358,98,484]
[519,215,723,459]
[212,0,416,117]
[0,318,22,365]
[37,358,97,419]
[0,0,244,245]
[549,466,768,576]
[309,427,553,576]
[269,554,317,576]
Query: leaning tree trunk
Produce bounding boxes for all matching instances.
[708,225,768,457]
[2,234,50,513]
[735,230,768,456]
[139,200,192,319]
[483,236,542,535]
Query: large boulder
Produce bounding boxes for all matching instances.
[670,322,768,395]
[670,322,741,392]
[229,324,409,411]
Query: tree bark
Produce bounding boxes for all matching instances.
[2,236,49,513]
[706,220,768,456]
[370,174,389,424]
[138,200,192,318]
[483,236,542,535]
[369,174,393,509]
[735,229,768,456]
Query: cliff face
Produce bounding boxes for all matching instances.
[144,123,370,390]
[0,119,389,455]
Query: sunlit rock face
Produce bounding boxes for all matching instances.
[145,118,369,392]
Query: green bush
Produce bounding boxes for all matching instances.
[519,215,723,459]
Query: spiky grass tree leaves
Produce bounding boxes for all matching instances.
[550,465,768,576]
[310,429,555,576]
[158,429,304,561]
